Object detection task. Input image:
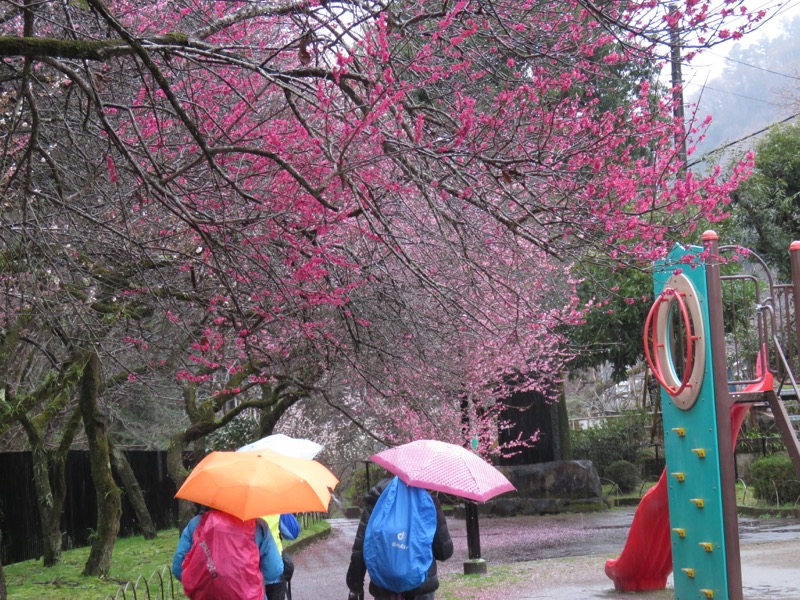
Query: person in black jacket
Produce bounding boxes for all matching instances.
[346,477,454,600]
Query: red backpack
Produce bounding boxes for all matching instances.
[181,511,264,600]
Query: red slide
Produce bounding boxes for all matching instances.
[605,366,771,591]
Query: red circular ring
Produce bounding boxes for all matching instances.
[643,287,695,397]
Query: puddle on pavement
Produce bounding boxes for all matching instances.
[739,516,800,544]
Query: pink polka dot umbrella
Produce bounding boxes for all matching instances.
[370,439,515,502]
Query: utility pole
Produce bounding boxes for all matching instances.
[669,4,688,172]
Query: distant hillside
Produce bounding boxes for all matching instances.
[685,15,800,167]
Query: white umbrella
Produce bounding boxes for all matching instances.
[237,433,323,460]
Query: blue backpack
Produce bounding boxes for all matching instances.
[279,513,300,540]
[363,477,437,593]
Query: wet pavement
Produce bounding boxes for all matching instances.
[289,508,800,599]
[290,517,362,599]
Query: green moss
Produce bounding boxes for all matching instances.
[161,32,189,44]
[0,32,190,61]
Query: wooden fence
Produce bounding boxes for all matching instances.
[0,450,179,565]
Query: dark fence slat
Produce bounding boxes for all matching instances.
[0,450,179,565]
[0,452,40,563]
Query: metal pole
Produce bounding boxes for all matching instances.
[703,230,743,600]
[789,241,800,374]
[465,501,481,559]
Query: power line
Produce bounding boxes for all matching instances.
[704,50,800,81]
[683,0,800,82]
[765,0,800,22]
[689,111,800,166]
[681,6,800,108]
[684,81,786,105]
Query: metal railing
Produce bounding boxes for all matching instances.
[104,565,176,600]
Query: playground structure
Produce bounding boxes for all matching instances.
[605,231,800,600]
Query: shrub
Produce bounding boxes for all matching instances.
[748,453,800,505]
[605,460,640,493]
[571,410,650,476]
[207,412,259,450]
[341,463,390,508]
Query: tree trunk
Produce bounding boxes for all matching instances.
[256,384,296,438]
[29,447,66,566]
[79,351,121,577]
[169,381,197,529]
[168,380,300,529]
[110,446,156,539]
[10,348,85,568]
[167,431,196,529]
[24,407,81,567]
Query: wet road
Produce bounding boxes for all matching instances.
[288,512,636,597]
[290,518,363,599]
[289,509,800,599]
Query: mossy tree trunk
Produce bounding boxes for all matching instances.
[26,408,82,566]
[167,430,196,529]
[110,445,156,539]
[12,354,85,567]
[168,381,206,529]
[255,383,298,438]
[167,374,302,529]
[33,454,66,566]
[79,351,121,577]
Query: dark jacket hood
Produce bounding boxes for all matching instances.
[364,476,393,510]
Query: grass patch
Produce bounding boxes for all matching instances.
[285,519,331,551]
[438,565,522,600]
[606,478,799,515]
[603,479,659,505]
[736,480,800,512]
[4,519,330,600]
[5,531,180,600]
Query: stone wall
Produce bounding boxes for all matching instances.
[479,460,606,516]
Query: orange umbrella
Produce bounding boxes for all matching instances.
[175,449,338,520]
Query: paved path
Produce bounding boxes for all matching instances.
[290,518,363,599]
[288,510,800,599]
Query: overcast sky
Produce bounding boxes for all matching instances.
[682,0,800,87]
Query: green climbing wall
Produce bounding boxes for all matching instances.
[655,243,728,600]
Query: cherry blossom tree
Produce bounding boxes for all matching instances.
[0,0,769,573]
